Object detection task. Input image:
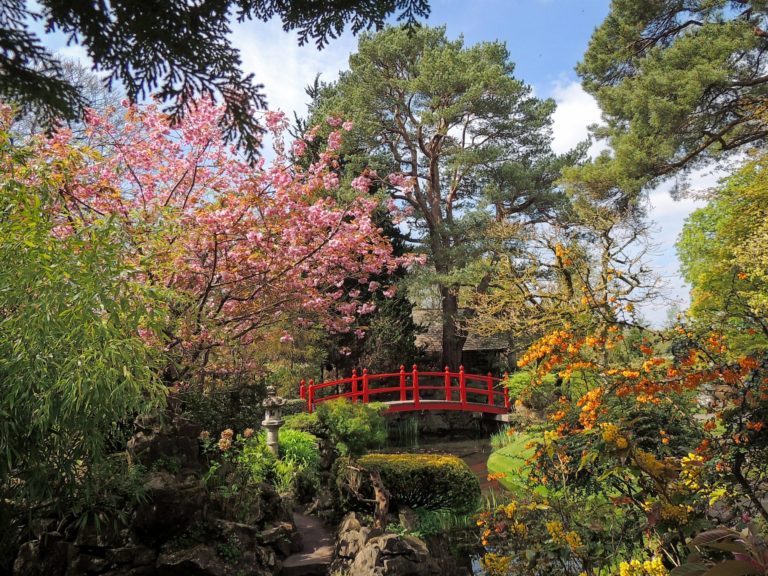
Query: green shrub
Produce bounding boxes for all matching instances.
[283,398,309,417]
[357,453,480,514]
[505,371,559,411]
[283,412,325,437]
[315,399,387,456]
[237,435,277,484]
[279,429,320,470]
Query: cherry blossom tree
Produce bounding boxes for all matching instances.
[37,99,409,382]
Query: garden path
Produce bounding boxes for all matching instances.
[280,512,334,576]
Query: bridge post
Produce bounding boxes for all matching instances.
[300,379,306,400]
[363,368,370,403]
[487,372,494,406]
[412,364,420,408]
[351,369,358,404]
[308,379,315,414]
[444,366,451,401]
[459,365,466,407]
[399,365,406,401]
[503,372,510,409]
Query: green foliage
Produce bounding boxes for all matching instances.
[283,398,310,416]
[575,1,768,199]
[486,431,540,495]
[0,124,165,512]
[314,24,574,367]
[204,427,321,503]
[505,371,559,411]
[283,411,326,437]
[678,150,768,353]
[237,435,278,484]
[216,536,242,563]
[279,429,320,471]
[315,399,387,456]
[3,0,430,161]
[70,455,149,534]
[358,453,481,514]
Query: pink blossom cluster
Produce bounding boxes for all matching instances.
[36,99,412,374]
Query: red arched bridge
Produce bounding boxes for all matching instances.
[299,365,511,415]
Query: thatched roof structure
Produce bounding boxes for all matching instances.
[412,309,509,354]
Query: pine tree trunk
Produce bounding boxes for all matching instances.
[440,286,465,370]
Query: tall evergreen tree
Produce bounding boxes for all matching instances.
[574,0,768,200]
[313,26,577,369]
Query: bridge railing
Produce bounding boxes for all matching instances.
[299,365,511,414]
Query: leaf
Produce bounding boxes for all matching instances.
[670,563,708,576]
[707,542,748,554]
[691,529,739,547]
[703,560,762,576]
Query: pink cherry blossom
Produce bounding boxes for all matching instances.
[32,99,415,379]
[351,175,371,193]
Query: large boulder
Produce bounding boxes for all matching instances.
[127,414,204,472]
[156,542,274,576]
[332,512,472,576]
[132,471,208,547]
[12,533,70,576]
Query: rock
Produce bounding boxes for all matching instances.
[258,521,300,558]
[338,512,362,535]
[156,543,273,576]
[12,533,70,576]
[67,552,109,574]
[349,533,436,576]
[132,471,208,546]
[105,546,156,566]
[156,544,227,576]
[127,414,203,472]
[101,568,155,576]
[333,513,455,576]
[75,521,122,549]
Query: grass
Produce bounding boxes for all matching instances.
[486,429,548,495]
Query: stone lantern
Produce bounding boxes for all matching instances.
[261,385,286,456]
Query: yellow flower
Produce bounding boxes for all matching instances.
[243,427,254,438]
[601,422,619,442]
[565,531,583,550]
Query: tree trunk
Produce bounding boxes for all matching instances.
[440,286,465,370]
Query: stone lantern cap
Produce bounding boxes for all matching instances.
[261,385,286,425]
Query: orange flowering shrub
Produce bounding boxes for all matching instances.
[503,319,768,570]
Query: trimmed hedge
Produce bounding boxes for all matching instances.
[283,398,309,417]
[357,453,480,514]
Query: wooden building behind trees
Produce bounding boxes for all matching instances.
[412,309,510,374]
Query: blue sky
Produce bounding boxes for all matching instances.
[37,0,707,325]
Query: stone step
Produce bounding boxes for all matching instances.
[280,513,334,576]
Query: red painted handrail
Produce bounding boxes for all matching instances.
[300,365,511,415]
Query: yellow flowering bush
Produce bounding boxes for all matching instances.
[617,557,668,576]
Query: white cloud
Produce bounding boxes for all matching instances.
[546,81,717,327]
[549,80,602,155]
[230,20,357,119]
